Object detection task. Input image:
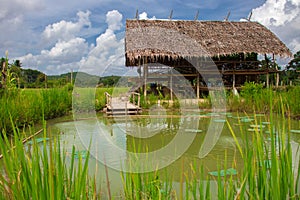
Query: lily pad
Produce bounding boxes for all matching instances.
[248,128,260,132]
[74,150,89,159]
[205,113,220,117]
[27,138,50,145]
[290,129,300,134]
[208,168,237,177]
[213,119,226,123]
[262,122,271,125]
[240,118,254,123]
[253,114,265,117]
[185,129,203,133]
[250,124,266,128]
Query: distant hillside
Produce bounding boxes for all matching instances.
[48,72,121,87]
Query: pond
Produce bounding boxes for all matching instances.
[47,110,300,198]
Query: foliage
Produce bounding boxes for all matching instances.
[98,75,121,87]
[240,82,263,99]
[281,50,300,85]
[288,50,300,71]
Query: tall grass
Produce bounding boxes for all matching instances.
[0,111,299,199]
[0,87,72,134]
[0,122,97,199]
[228,83,300,117]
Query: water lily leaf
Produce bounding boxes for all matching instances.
[74,150,89,159]
[290,129,300,134]
[27,138,50,145]
[213,119,226,123]
[208,168,237,176]
[185,129,203,133]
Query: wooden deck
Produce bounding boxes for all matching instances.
[104,92,141,115]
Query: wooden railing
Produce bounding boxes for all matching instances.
[104,92,112,108]
[130,92,140,108]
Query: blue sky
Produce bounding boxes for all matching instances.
[1,0,299,75]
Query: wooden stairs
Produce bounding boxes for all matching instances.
[104,92,142,115]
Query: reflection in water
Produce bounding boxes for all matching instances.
[52,112,300,197]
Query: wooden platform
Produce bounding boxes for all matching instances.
[104,92,141,115]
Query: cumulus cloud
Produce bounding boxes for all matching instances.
[252,0,300,26]
[106,10,123,31]
[18,11,92,74]
[139,12,157,20]
[251,0,300,55]
[42,10,91,45]
[19,37,89,73]
[41,38,88,62]
[18,9,126,75]
[79,10,125,76]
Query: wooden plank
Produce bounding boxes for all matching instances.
[105,96,141,115]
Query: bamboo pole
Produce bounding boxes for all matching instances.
[0,129,44,159]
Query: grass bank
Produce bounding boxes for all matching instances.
[0,87,72,134]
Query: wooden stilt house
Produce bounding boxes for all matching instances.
[125,19,292,98]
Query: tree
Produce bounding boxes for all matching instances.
[283,50,300,84]
[287,51,300,71]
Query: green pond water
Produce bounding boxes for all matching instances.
[46,111,300,198]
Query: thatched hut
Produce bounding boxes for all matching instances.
[125,19,292,98]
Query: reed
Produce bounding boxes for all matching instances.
[0,121,97,200]
[0,87,72,135]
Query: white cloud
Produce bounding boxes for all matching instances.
[19,37,89,74]
[0,0,43,22]
[19,10,126,75]
[17,11,93,74]
[289,39,300,54]
[79,10,125,76]
[41,38,88,62]
[0,0,45,57]
[42,10,91,45]
[252,0,300,26]
[106,10,123,31]
[251,0,300,57]
[139,12,157,20]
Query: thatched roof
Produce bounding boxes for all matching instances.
[125,19,292,66]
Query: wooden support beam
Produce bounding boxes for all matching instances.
[232,62,236,88]
[143,58,148,98]
[265,54,270,88]
[170,68,173,101]
[197,73,200,99]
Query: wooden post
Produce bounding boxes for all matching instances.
[170,68,173,101]
[143,58,148,98]
[276,73,279,88]
[273,54,279,88]
[232,63,236,89]
[71,69,73,84]
[197,73,200,99]
[265,54,269,88]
